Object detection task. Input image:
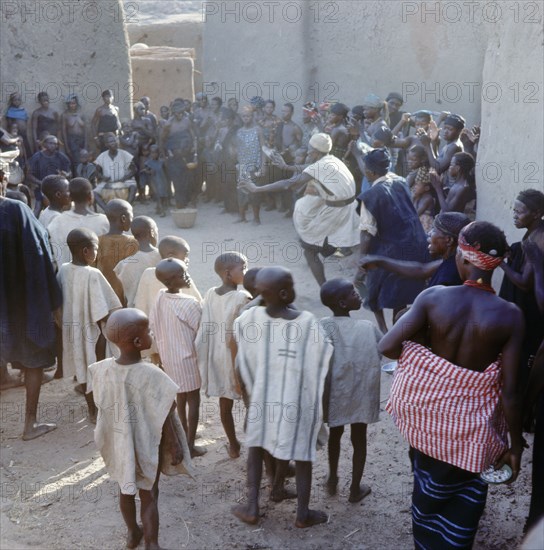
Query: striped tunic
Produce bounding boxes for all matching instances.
[386,341,508,473]
[149,290,202,393]
[235,307,332,462]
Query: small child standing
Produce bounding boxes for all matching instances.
[38,175,71,229]
[87,308,194,550]
[143,145,170,217]
[57,228,121,421]
[233,267,332,527]
[150,259,205,457]
[96,199,138,305]
[319,278,383,503]
[113,216,161,308]
[196,252,251,459]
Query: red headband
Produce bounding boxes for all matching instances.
[457,230,503,271]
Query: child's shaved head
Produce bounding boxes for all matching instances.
[131,216,158,240]
[214,252,247,275]
[158,236,190,260]
[243,267,262,296]
[67,228,98,255]
[105,308,149,345]
[105,198,132,221]
[155,258,188,287]
[320,278,352,309]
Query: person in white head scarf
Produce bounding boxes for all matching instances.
[241,133,359,285]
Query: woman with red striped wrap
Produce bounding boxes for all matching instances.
[379,221,524,550]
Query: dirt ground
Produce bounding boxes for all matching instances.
[0,202,535,549]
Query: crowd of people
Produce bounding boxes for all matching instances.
[0,89,543,550]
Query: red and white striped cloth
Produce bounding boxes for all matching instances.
[386,341,508,473]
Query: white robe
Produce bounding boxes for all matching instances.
[113,249,162,308]
[293,154,359,248]
[196,288,251,400]
[235,307,332,462]
[319,317,383,427]
[48,209,109,267]
[87,358,194,494]
[57,263,121,382]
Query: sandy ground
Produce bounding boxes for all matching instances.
[0,202,535,550]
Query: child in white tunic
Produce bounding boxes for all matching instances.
[195,252,250,459]
[87,308,194,550]
[233,267,332,529]
[57,228,121,422]
[319,278,383,503]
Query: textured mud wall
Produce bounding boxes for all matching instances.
[131,47,195,109]
[202,0,544,231]
[0,0,132,122]
[127,15,203,92]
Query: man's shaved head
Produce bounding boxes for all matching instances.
[66,228,98,255]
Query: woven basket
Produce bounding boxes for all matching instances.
[172,208,197,229]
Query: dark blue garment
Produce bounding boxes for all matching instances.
[361,176,428,311]
[412,449,488,550]
[428,254,462,287]
[0,199,62,368]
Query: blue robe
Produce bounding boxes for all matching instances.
[360,176,428,311]
[0,198,61,368]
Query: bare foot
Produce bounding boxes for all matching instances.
[270,486,297,502]
[126,525,143,549]
[227,442,240,459]
[325,476,338,496]
[0,374,24,390]
[234,218,248,224]
[349,484,371,503]
[88,411,97,425]
[74,383,85,395]
[252,219,261,226]
[190,445,207,458]
[295,509,328,528]
[22,423,57,441]
[232,504,259,525]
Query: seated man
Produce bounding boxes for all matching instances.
[94,132,137,211]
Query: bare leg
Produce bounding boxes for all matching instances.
[140,467,161,549]
[219,398,240,458]
[327,425,344,495]
[232,447,262,524]
[54,325,63,379]
[263,451,276,484]
[93,191,107,213]
[294,461,327,528]
[374,310,388,334]
[127,184,137,204]
[251,204,261,225]
[96,333,106,362]
[21,366,56,440]
[176,393,188,435]
[303,249,326,286]
[83,384,97,424]
[187,389,205,457]
[119,492,143,549]
[270,459,296,502]
[349,423,371,503]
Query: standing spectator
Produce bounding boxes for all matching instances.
[28,134,71,215]
[0,163,62,440]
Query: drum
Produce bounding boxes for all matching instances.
[100,181,130,203]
